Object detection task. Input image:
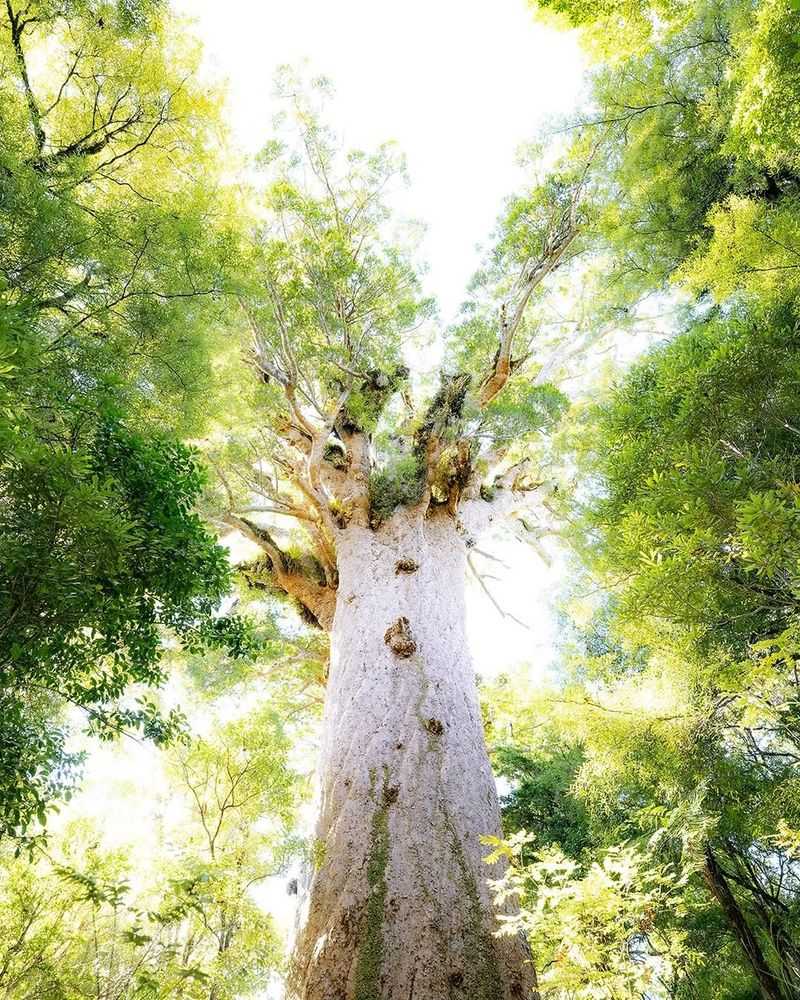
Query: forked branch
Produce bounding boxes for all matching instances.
[224,514,336,630]
[477,159,594,408]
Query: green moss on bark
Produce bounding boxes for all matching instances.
[353,777,391,1000]
[367,454,425,528]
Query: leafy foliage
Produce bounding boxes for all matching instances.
[581,301,800,657]
[0,703,300,999]
[0,0,250,840]
[492,744,593,860]
[487,833,693,1000]
[475,1,800,997]
[367,454,425,527]
[520,0,800,320]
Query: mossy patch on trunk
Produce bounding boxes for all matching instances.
[353,775,391,1000]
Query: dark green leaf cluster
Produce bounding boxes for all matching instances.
[494,743,593,859]
[585,301,800,656]
[481,381,567,447]
[0,421,245,838]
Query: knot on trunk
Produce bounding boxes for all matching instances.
[383,784,399,806]
[384,617,416,658]
[395,558,419,574]
[424,717,444,737]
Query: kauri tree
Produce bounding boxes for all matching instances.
[212,84,583,1000]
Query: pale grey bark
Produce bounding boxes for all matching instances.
[289,508,537,1000]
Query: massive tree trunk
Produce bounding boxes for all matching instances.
[289,508,537,1000]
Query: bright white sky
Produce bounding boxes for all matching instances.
[179,0,585,322]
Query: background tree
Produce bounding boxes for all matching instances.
[0,702,300,1000]
[565,308,800,1000]
[0,0,252,841]
[471,0,800,997]
[169,705,299,1000]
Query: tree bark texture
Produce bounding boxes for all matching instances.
[289,509,537,1000]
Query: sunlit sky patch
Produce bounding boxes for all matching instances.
[178,0,585,323]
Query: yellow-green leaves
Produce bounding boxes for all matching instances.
[726,0,800,172]
[489,836,692,999]
[239,102,429,416]
[679,194,800,305]
[734,487,800,578]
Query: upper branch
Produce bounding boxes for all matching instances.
[476,155,595,408]
[245,298,356,534]
[5,1,45,153]
[478,207,581,408]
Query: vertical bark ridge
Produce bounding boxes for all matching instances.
[289,509,536,999]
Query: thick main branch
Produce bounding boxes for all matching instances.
[5,2,45,153]
[225,514,337,630]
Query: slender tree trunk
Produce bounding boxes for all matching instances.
[290,509,537,1000]
[721,842,800,994]
[703,846,786,1000]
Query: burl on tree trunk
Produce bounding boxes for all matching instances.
[289,510,536,1000]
